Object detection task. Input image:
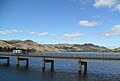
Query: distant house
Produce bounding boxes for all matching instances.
[12,49,28,54]
[13,50,22,54]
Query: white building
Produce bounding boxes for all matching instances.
[13,50,22,54]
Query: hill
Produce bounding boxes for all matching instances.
[112,47,120,52]
[0,40,114,52]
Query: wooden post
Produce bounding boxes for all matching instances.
[78,59,82,72]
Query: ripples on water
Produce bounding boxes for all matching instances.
[0,57,120,81]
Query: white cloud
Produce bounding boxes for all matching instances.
[0,29,56,37]
[38,32,49,36]
[103,24,120,37]
[79,20,98,27]
[56,37,79,42]
[114,4,120,11]
[56,32,84,41]
[11,29,18,32]
[94,0,118,8]
[93,0,120,12]
[28,32,36,34]
[0,29,18,35]
[38,32,56,36]
[56,37,69,41]
[64,33,84,37]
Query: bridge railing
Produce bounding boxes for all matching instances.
[0,52,13,54]
[44,52,119,58]
[43,53,120,59]
[0,52,120,60]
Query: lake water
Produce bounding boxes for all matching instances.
[0,52,120,81]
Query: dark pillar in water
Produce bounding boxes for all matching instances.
[42,57,45,70]
[51,60,54,71]
[78,59,82,72]
[0,57,10,65]
[16,56,19,67]
[16,56,29,68]
[78,59,87,74]
[84,62,87,73]
[7,57,10,65]
[26,59,29,68]
[42,58,54,71]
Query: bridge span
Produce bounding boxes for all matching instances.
[0,52,120,60]
[0,52,120,73]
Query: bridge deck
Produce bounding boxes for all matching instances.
[0,52,120,60]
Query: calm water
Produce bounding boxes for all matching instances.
[0,52,120,81]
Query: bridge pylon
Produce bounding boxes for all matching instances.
[78,59,87,73]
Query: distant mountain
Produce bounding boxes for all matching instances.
[0,39,116,52]
[112,47,120,52]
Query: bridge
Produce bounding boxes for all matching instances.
[0,52,120,73]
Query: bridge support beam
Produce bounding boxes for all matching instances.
[16,56,19,66]
[16,56,29,68]
[42,57,54,71]
[42,57,45,70]
[78,59,87,73]
[78,59,82,72]
[51,60,54,70]
[7,57,10,65]
[0,57,10,65]
[83,62,87,73]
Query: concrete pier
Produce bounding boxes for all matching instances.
[16,56,19,66]
[51,60,54,70]
[1,52,120,74]
[78,59,87,73]
[0,57,10,65]
[82,62,87,72]
[78,59,82,72]
[42,57,45,70]
[16,56,29,68]
[42,57,54,71]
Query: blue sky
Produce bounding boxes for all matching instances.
[0,0,120,48]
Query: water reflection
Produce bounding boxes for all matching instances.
[0,63,10,68]
[83,71,87,77]
[78,70,87,80]
[0,57,120,81]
